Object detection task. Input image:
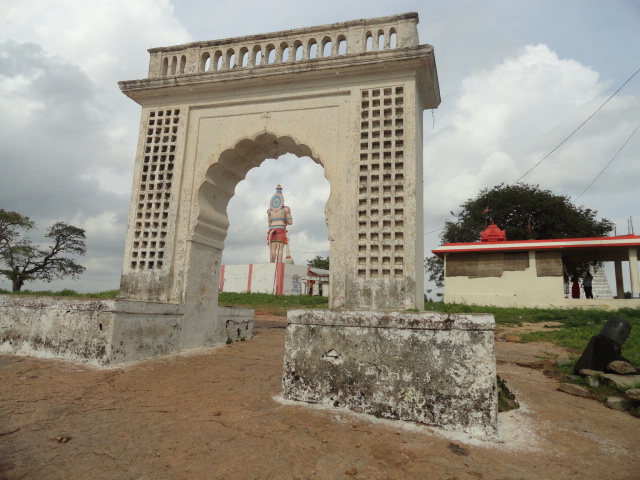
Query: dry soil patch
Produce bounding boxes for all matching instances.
[0,314,638,480]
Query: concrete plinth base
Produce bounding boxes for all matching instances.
[283,309,497,436]
[0,295,253,366]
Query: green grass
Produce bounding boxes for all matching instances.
[0,288,119,299]
[218,291,328,315]
[424,301,640,366]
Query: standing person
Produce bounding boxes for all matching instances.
[583,271,594,299]
[267,185,293,263]
[571,275,580,299]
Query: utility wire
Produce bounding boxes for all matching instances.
[289,249,329,254]
[425,66,640,238]
[573,121,640,201]
[513,65,640,184]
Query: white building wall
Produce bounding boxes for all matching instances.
[222,265,253,292]
[443,258,637,310]
[249,264,278,294]
[443,252,565,307]
[444,269,564,307]
[220,264,311,295]
[280,265,307,295]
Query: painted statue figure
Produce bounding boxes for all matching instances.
[267,185,293,263]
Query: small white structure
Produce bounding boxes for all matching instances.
[433,235,640,309]
[219,264,328,296]
[303,270,329,296]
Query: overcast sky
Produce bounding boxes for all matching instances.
[1,0,639,293]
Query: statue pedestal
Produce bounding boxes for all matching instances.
[283,310,498,436]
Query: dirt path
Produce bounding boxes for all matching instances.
[1,314,638,480]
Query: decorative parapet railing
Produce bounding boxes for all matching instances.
[147,12,420,78]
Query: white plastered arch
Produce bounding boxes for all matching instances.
[193,133,323,249]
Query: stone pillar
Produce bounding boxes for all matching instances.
[350,82,424,310]
[629,247,640,298]
[119,106,185,304]
[181,239,224,349]
[614,260,626,299]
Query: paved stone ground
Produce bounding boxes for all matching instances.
[1,314,638,480]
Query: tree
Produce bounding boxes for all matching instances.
[425,183,615,287]
[425,255,445,289]
[307,255,330,270]
[0,209,87,292]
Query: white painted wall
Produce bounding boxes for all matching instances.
[220,264,311,295]
[250,264,279,294]
[444,268,564,307]
[443,259,640,310]
[222,264,255,293]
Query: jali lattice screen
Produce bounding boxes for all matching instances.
[357,86,406,280]
[129,108,180,270]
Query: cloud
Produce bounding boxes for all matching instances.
[0,0,191,292]
[0,41,101,135]
[2,0,191,83]
[424,43,639,229]
[1,0,193,185]
[1,2,638,294]
[0,41,126,219]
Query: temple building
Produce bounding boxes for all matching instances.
[432,227,640,309]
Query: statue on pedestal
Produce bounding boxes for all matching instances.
[267,185,293,263]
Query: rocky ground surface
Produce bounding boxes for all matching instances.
[1,313,638,480]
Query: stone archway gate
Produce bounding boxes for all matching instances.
[115,12,440,356]
[0,13,443,366]
[0,14,499,433]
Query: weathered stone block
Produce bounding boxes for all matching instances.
[607,360,637,375]
[109,301,185,364]
[558,383,591,398]
[219,306,254,342]
[601,373,640,388]
[0,295,254,366]
[605,397,633,411]
[626,388,640,401]
[0,295,114,365]
[283,310,497,436]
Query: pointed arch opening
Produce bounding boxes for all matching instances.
[194,134,329,262]
[223,154,329,273]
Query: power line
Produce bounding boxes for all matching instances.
[424,227,443,236]
[573,121,640,201]
[512,65,640,184]
[289,249,329,254]
[425,66,640,239]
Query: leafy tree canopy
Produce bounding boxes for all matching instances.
[0,209,87,292]
[425,183,615,288]
[307,255,329,270]
[0,209,34,248]
[441,183,614,243]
